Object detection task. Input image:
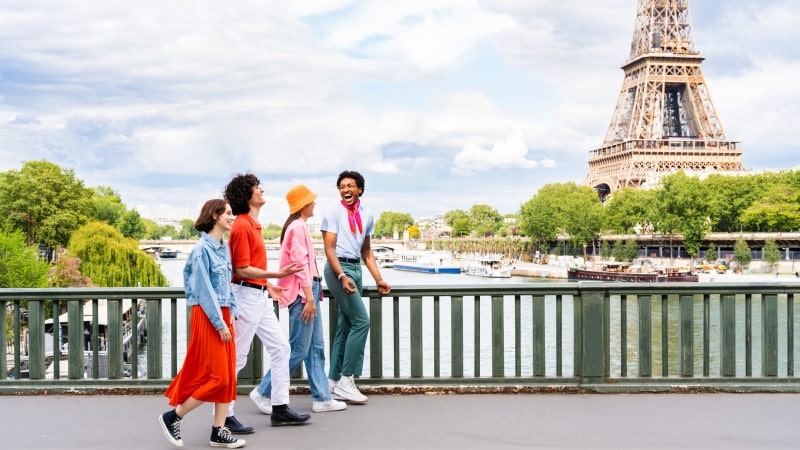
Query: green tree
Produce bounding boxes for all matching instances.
[654,171,710,260]
[705,243,717,262]
[67,222,167,287]
[445,209,471,237]
[117,209,147,239]
[562,185,605,252]
[89,186,126,226]
[469,204,502,237]
[0,160,93,249]
[703,174,765,232]
[177,219,200,240]
[600,239,611,259]
[733,236,752,270]
[519,184,566,251]
[374,211,414,239]
[762,237,781,273]
[739,183,800,232]
[605,187,657,234]
[0,230,50,288]
[262,223,282,241]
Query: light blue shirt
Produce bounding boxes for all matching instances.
[183,232,237,330]
[320,203,374,259]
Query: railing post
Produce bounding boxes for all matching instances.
[107,300,124,379]
[146,299,163,379]
[762,294,778,377]
[533,294,545,377]
[679,294,694,377]
[451,296,464,378]
[68,300,84,379]
[410,295,423,377]
[369,296,383,379]
[638,295,652,377]
[28,300,45,379]
[720,294,736,377]
[579,289,607,383]
[0,301,6,381]
[491,295,504,378]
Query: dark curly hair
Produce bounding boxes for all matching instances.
[337,170,365,196]
[194,199,228,233]
[224,173,260,215]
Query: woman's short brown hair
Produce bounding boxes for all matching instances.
[194,199,228,233]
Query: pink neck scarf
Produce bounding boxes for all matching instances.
[342,200,362,234]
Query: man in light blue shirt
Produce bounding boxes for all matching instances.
[321,170,391,404]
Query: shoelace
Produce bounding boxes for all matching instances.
[170,418,182,439]
[215,427,237,443]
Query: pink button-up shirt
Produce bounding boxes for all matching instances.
[275,219,319,307]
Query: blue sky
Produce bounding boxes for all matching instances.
[1,0,798,226]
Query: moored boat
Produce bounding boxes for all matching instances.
[568,266,698,282]
[462,253,512,278]
[393,250,461,274]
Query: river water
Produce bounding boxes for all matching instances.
[154,258,797,379]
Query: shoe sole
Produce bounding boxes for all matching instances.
[312,406,348,412]
[271,420,311,426]
[158,415,184,448]
[228,428,255,435]
[333,388,368,404]
[210,441,246,449]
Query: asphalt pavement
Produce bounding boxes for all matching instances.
[2,392,799,449]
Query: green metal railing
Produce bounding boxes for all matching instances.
[2,282,800,393]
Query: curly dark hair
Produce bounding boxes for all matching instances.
[337,170,365,196]
[224,173,260,215]
[194,199,228,233]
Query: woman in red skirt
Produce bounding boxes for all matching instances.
[159,199,244,449]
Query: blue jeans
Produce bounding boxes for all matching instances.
[257,279,331,402]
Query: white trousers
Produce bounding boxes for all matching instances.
[227,284,291,416]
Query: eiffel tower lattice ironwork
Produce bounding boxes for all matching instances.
[584,0,745,200]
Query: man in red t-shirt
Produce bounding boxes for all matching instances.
[221,173,310,432]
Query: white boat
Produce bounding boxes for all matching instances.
[462,253,512,278]
[372,246,396,268]
[393,250,461,274]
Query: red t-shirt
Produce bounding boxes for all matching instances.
[228,213,267,287]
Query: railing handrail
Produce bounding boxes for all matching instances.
[3,282,800,394]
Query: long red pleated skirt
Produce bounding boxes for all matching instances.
[165,306,237,405]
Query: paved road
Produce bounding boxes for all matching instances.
[3,393,798,449]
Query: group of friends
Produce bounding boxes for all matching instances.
[157,170,391,448]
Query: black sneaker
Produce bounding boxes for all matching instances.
[224,416,254,434]
[210,426,246,448]
[271,404,311,426]
[158,410,184,448]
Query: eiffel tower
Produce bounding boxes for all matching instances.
[584,0,745,200]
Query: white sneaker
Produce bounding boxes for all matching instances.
[312,399,347,413]
[328,378,346,401]
[249,387,272,414]
[333,375,368,404]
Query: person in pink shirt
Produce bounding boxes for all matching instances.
[250,185,347,414]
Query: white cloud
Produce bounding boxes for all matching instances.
[451,128,541,175]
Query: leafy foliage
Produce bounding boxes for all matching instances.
[0,160,93,249]
[733,236,752,269]
[374,211,414,239]
[48,249,93,287]
[67,222,167,287]
[0,231,50,288]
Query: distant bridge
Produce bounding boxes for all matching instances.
[138,239,409,257]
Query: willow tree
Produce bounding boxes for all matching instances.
[67,222,168,287]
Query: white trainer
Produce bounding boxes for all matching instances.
[333,375,368,404]
[328,378,346,401]
[249,387,272,414]
[312,399,347,413]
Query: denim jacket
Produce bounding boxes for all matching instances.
[183,232,237,330]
